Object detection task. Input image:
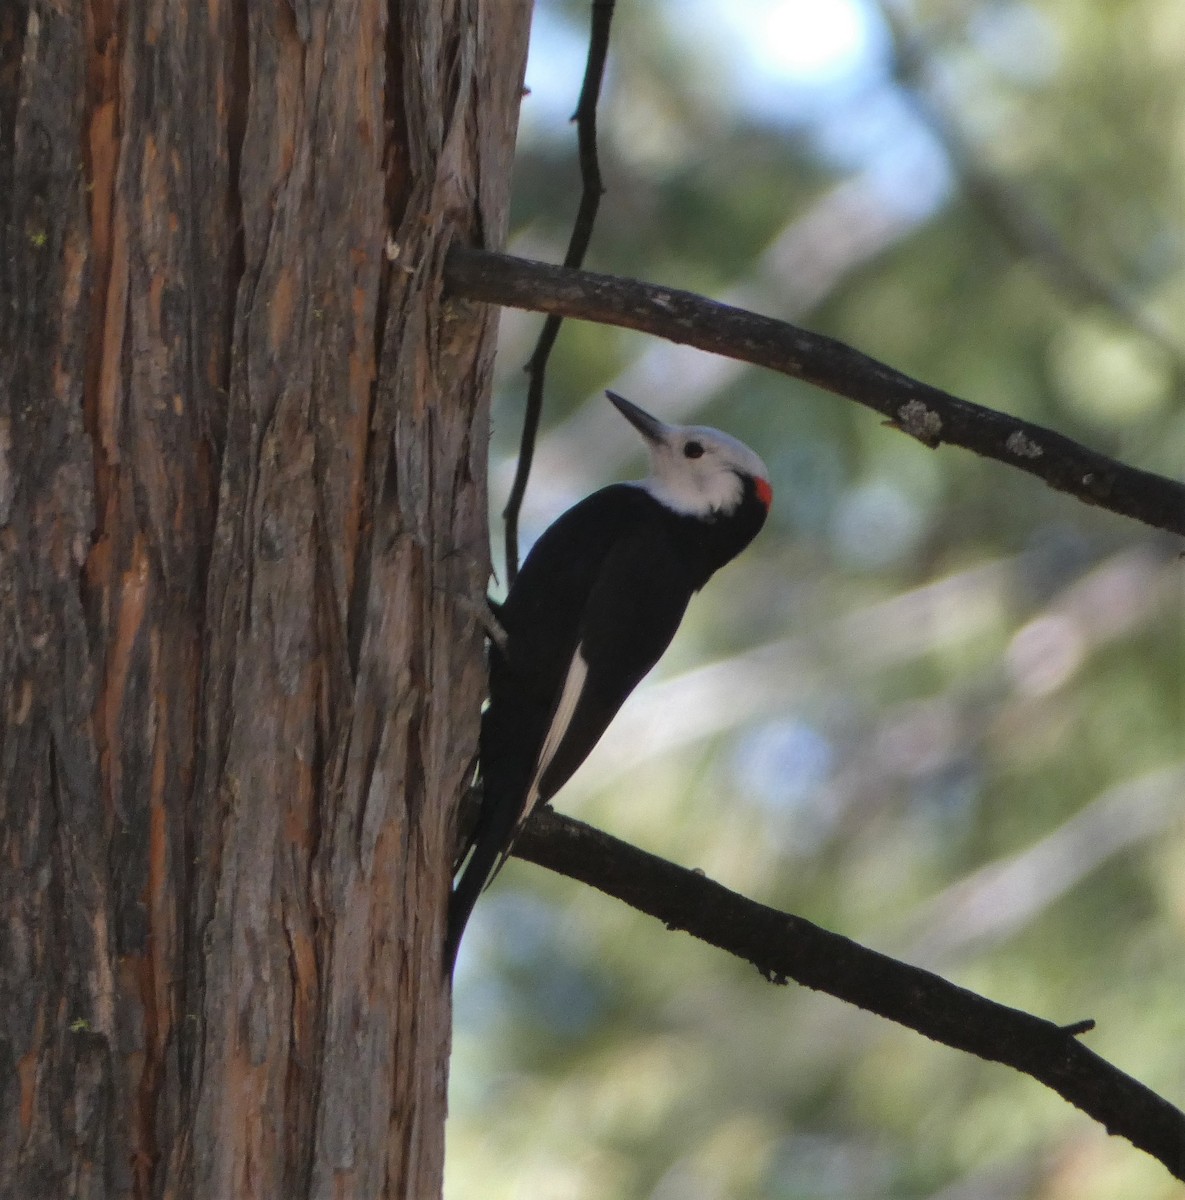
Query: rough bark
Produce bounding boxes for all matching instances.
[0,1,530,1196]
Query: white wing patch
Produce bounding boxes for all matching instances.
[486,645,590,887]
[527,645,589,821]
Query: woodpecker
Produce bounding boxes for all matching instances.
[446,391,772,970]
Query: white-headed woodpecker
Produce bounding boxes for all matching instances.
[446,392,772,969]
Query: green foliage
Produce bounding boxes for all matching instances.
[450,2,1184,1196]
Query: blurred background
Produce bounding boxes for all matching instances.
[447,1,1185,1196]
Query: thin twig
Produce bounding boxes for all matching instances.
[513,805,1185,1182]
[502,0,615,587]
[444,246,1185,537]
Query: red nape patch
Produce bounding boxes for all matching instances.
[755,477,774,510]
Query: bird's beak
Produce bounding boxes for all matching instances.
[606,391,669,445]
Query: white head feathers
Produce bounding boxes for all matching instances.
[607,391,771,517]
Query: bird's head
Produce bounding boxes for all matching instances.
[607,391,773,517]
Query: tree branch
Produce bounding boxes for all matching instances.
[513,806,1185,1182]
[445,246,1185,538]
[502,1,615,586]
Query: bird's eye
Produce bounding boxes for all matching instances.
[683,441,705,459]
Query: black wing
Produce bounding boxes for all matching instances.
[445,491,693,970]
[530,526,692,805]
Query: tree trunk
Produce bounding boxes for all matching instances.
[0,2,530,1196]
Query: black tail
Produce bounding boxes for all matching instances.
[444,775,525,974]
[446,639,549,974]
[444,845,494,974]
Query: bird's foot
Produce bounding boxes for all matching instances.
[467,596,509,653]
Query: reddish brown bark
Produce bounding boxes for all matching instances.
[0,1,530,1196]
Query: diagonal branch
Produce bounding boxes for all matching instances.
[513,805,1185,1182]
[444,246,1185,538]
[502,1,615,586]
